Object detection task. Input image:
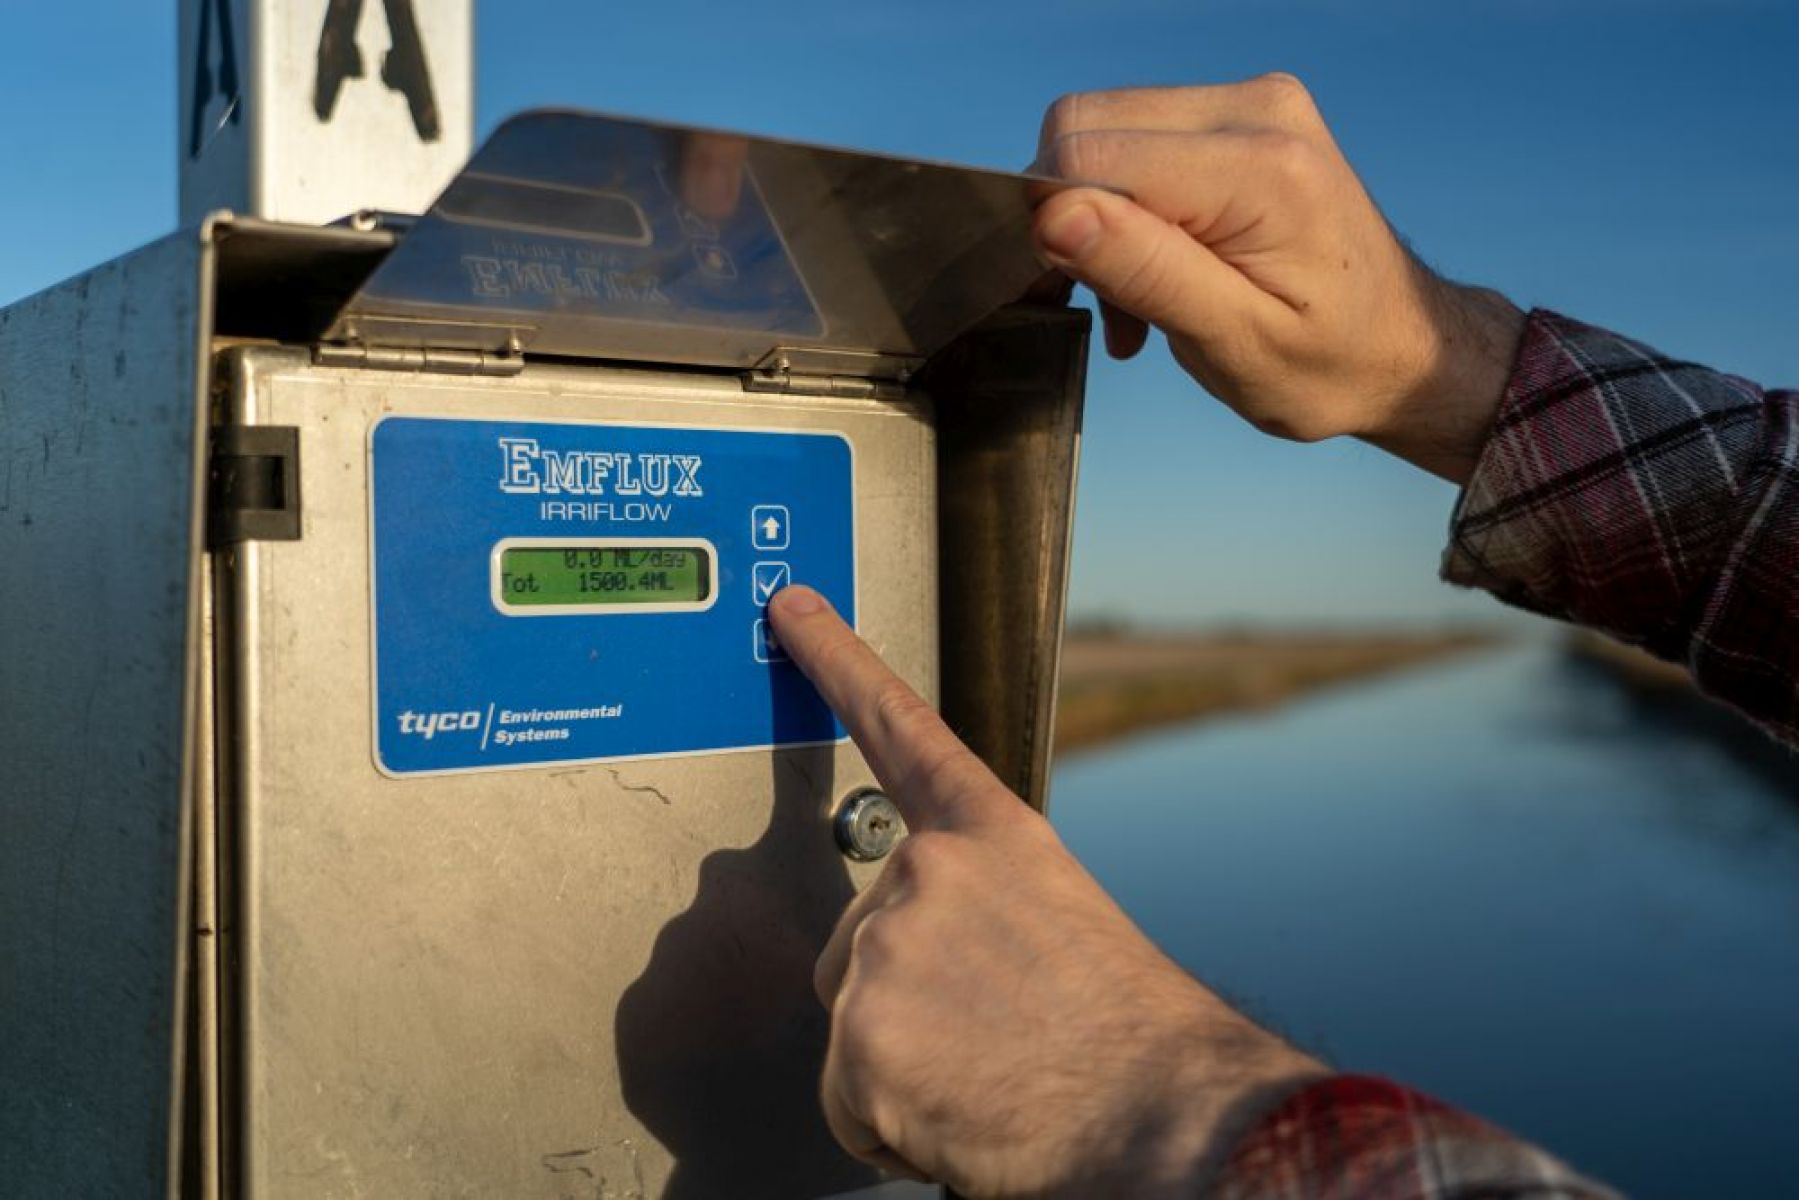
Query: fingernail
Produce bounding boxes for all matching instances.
[772,584,824,615]
[1036,202,1101,262]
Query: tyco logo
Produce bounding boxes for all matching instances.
[398,709,481,739]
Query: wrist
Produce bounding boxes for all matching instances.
[1366,275,1526,485]
[1160,1027,1331,1195]
[1089,996,1332,1198]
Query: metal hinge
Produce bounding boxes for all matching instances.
[208,425,301,548]
[312,343,526,377]
[742,345,921,399]
[740,369,911,400]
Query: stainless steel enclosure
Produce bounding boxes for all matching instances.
[0,231,214,1200]
[219,348,936,1197]
[0,116,1086,1198]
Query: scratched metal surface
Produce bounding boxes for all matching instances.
[220,348,937,1197]
[0,235,206,1195]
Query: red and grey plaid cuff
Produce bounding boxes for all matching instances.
[1214,1075,1615,1200]
[1443,309,1799,743]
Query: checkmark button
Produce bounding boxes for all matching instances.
[751,561,791,606]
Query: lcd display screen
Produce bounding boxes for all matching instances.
[496,544,713,610]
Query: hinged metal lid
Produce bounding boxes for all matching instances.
[325,110,1076,379]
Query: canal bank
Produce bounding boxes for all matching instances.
[1564,631,1797,799]
[1055,630,1493,753]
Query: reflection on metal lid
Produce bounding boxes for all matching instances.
[438,173,653,247]
[328,109,1081,376]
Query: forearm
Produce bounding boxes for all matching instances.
[1442,310,1799,743]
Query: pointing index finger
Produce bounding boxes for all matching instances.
[766,586,1006,831]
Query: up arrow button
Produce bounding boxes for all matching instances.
[750,504,791,551]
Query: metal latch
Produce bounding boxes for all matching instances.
[208,425,301,547]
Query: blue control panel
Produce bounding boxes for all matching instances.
[370,416,854,775]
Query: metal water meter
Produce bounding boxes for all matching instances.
[0,109,1086,1197]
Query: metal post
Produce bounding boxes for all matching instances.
[178,0,473,226]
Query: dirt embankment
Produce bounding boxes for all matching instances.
[1563,631,1797,795]
[1054,631,1494,754]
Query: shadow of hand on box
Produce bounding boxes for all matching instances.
[615,746,879,1199]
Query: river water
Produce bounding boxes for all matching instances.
[1050,645,1799,1198]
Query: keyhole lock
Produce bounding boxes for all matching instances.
[834,788,905,862]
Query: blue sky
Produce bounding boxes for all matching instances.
[2,1,1794,626]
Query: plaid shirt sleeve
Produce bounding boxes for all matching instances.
[1206,311,1799,1198]
[1443,309,1799,743]
[1215,1076,1618,1199]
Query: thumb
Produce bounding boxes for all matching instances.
[1033,186,1267,353]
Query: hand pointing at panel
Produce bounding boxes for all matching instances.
[766,585,1327,1198]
